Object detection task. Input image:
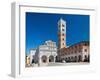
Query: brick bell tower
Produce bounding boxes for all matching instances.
[58,18,66,49]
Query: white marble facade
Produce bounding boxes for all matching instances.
[29,40,57,66]
[36,40,57,66]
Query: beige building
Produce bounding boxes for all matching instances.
[58,41,89,62]
[26,55,30,66]
[57,18,90,63]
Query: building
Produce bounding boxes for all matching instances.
[29,49,36,65]
[57,18,90,63]
[26,40,57,67]
[58,18,66,49]
[26,55,30,66]
[58,41,90,62]
[35,40,57,66]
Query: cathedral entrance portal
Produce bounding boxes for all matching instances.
[41,55,47,63]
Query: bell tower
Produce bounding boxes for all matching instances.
[58,18,66,49]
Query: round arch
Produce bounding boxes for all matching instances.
[74,56,77,62]
[49,55,54,62]
[41,55,47,63]
[78,55,82,62]
[84,55,88,62]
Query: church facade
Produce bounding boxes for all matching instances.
[26,40,57,66]
[35,40,57,66]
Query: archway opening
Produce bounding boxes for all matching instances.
[41,55,47,63]
[84,55,88,62]
[74,56,77,62]
[78,55,82,62]
[49,55,54,62]
[71,56,74,62]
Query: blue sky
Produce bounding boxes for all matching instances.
[26,12,89,54]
